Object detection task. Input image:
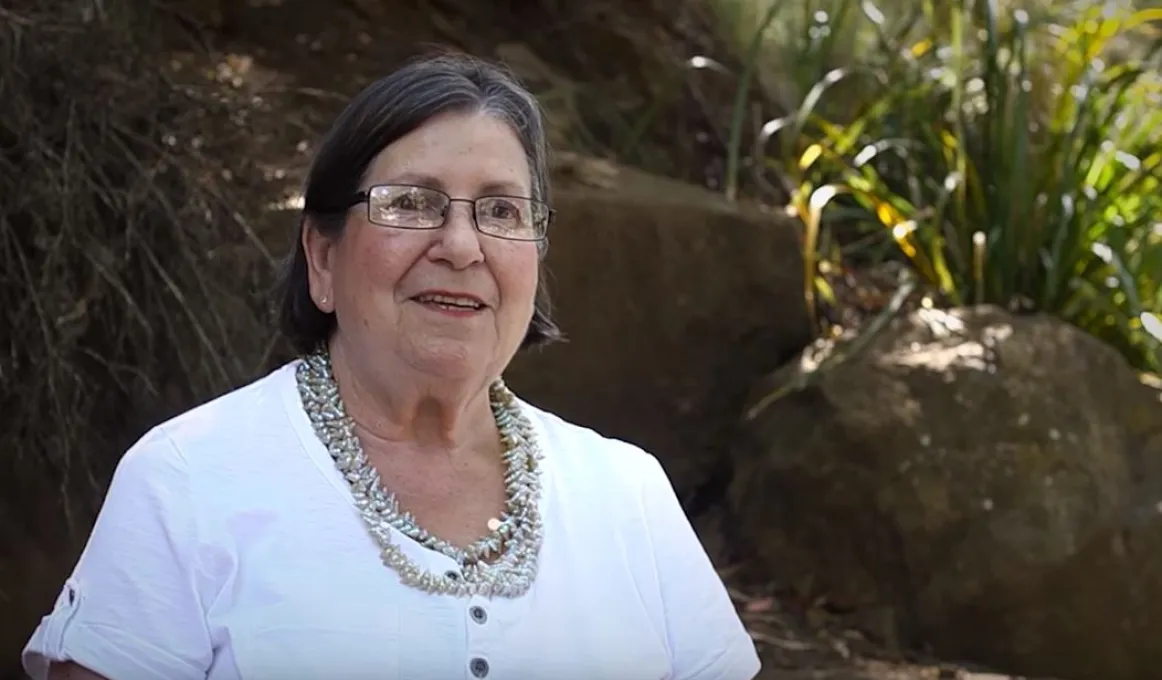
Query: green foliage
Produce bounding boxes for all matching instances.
[733,0,1162,372]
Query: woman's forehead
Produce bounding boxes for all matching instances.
[366,112,532,191]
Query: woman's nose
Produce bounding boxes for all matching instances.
[429,201,484,267]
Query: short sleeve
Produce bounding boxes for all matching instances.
[22,428,213,680]
[641,456,762,680]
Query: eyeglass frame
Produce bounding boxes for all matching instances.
[346,183,555,242]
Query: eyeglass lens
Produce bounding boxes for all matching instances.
[367,185,547,240]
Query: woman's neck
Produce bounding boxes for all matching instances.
[325,340,498,453]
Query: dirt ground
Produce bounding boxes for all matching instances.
[725,567,1037,679]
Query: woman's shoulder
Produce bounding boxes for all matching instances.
[516,398,671,493]
[124,362,302,475]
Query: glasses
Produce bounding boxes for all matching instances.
[349,184,553,242]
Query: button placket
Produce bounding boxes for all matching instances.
[465,594,500,679]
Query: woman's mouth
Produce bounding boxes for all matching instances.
[412,292,486,315]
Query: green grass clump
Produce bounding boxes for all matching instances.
[723,0,1162,372]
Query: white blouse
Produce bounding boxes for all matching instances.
[23,362,761,680]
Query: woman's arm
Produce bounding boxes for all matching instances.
[21,428,213,680]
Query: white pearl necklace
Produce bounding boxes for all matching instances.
[295,352,544,598]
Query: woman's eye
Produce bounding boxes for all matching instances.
[490,202,518,220]
[393,195,421,210]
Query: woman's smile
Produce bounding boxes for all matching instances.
[410,290,489,318]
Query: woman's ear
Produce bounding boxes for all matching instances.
[301,217,337,314]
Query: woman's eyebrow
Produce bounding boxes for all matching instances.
[381,174,528,197]
[476,180,529,196]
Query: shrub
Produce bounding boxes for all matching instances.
[729,0,1162,372]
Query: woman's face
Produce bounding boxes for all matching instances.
[304,110,541,386]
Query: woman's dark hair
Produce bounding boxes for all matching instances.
[277,52,563,355]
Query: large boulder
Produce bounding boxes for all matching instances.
[730,305,1162,680]
[505,154,812,502]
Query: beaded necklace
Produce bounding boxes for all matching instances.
[295,351,544,597]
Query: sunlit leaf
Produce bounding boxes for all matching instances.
[910,38,932,58]
[815,275,838,306]
[890,220,918,259]
[875,200,905,228]
[801,184,847,331]
[1143,313,1162,344]
[799,144,824,171]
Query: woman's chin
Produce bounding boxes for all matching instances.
[405,340,492,382]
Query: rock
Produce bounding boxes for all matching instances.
[504,155,811,502]
[730,305,1162,680]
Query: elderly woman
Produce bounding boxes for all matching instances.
[22,53,761,680]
